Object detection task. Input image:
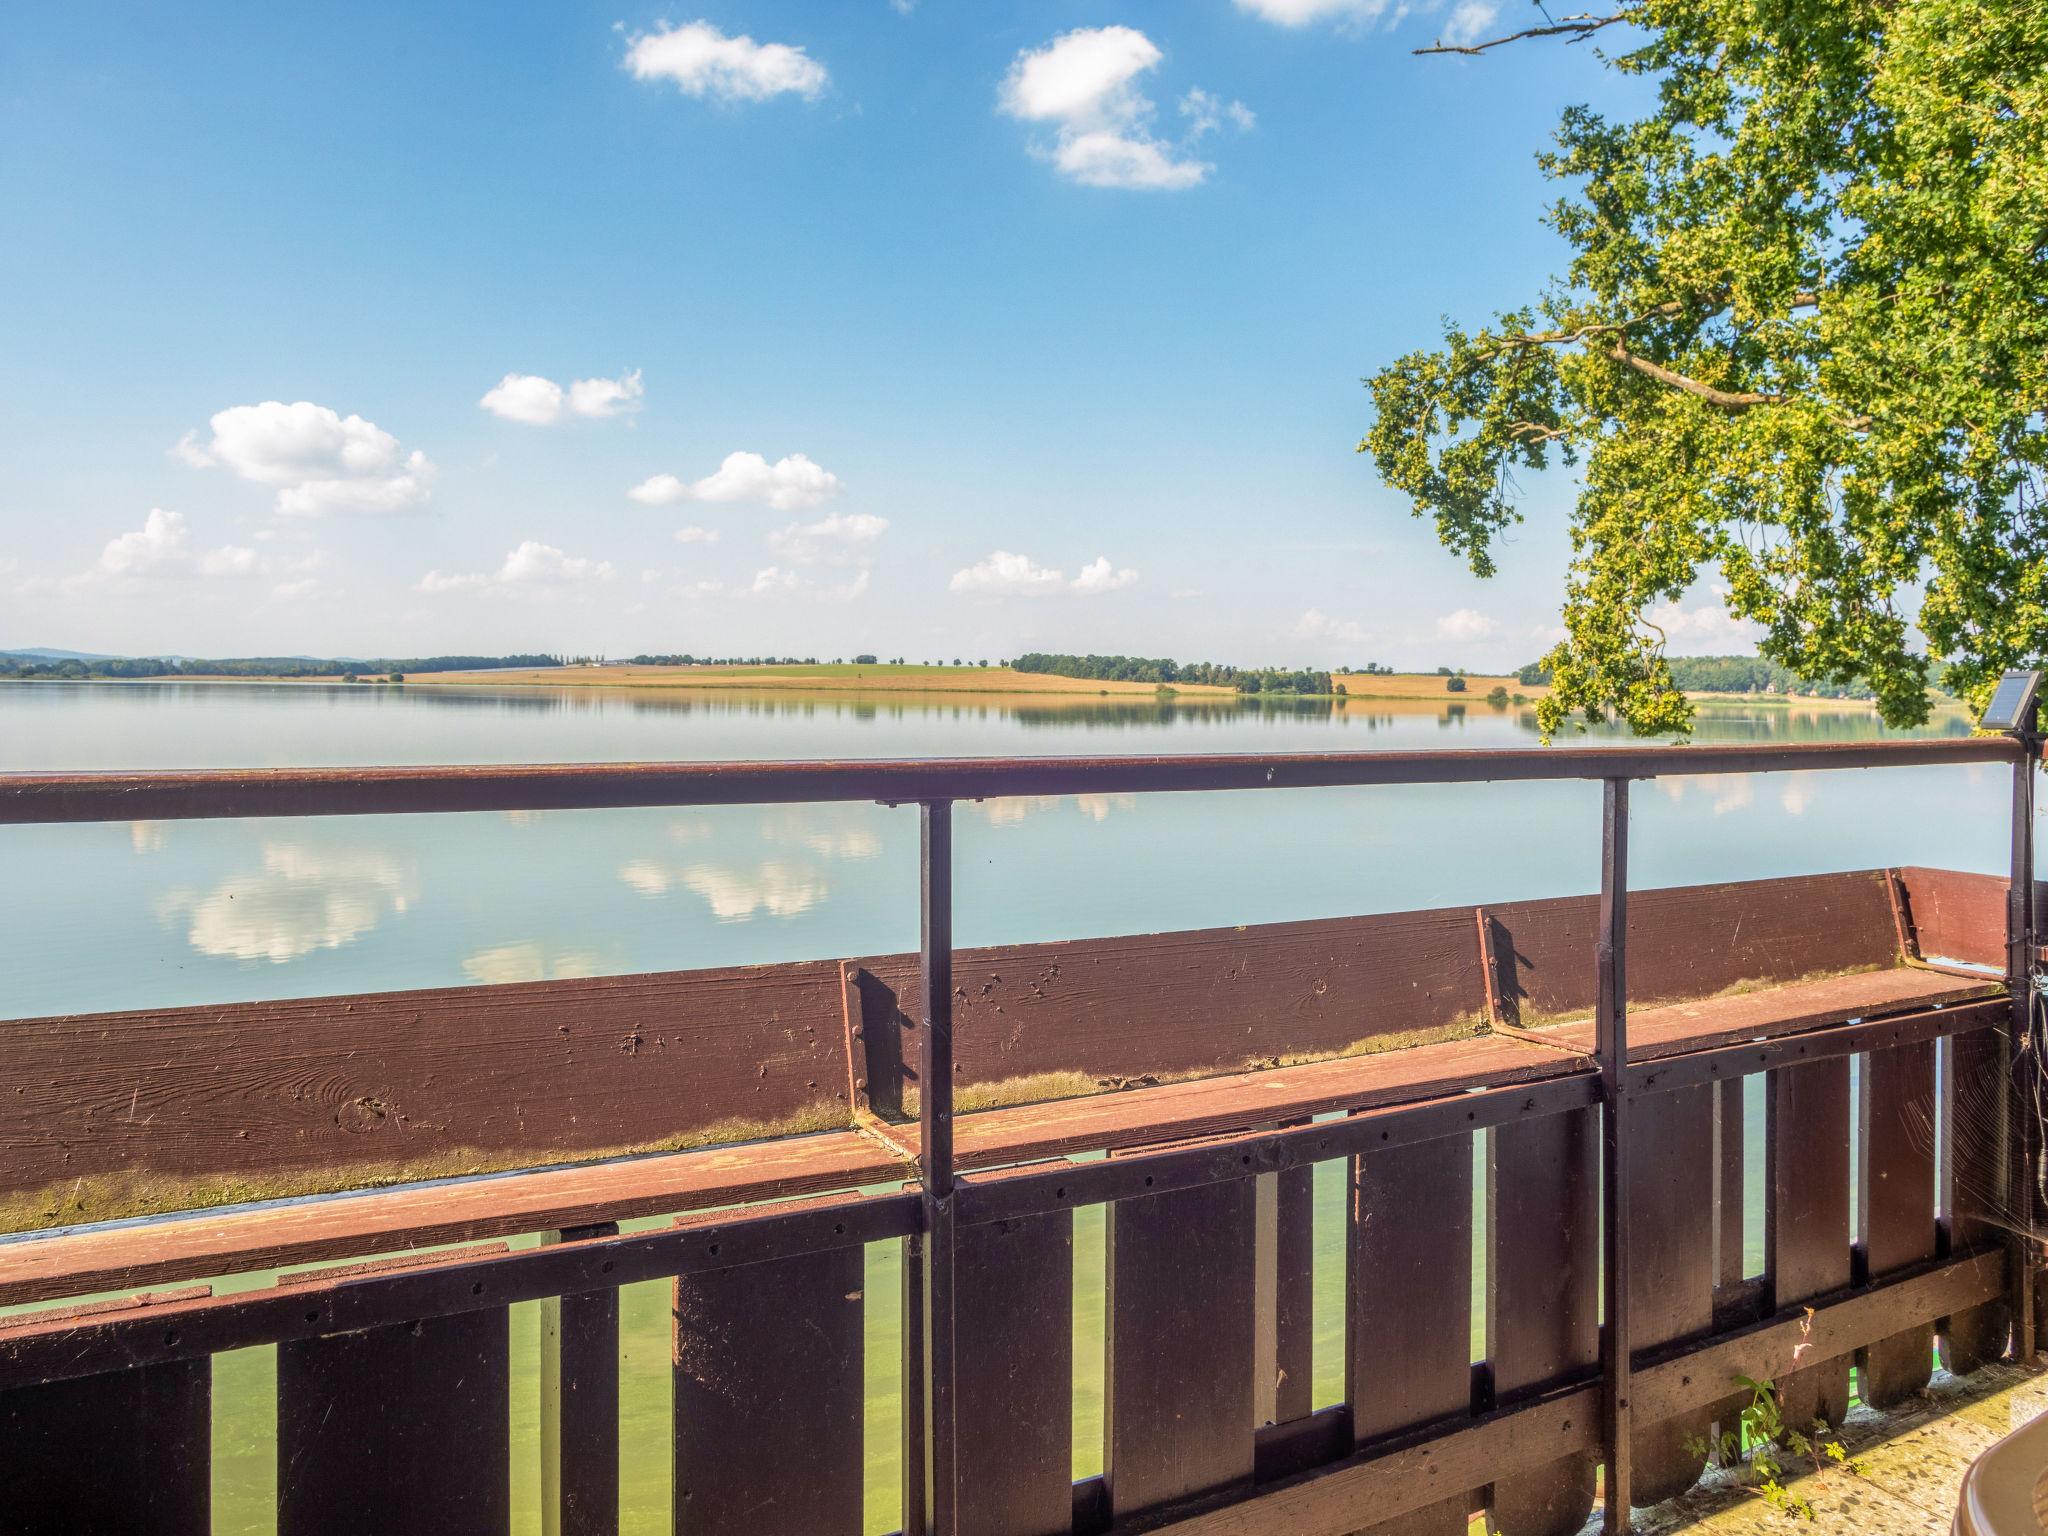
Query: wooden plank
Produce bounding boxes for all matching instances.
[1896,867,2010,969]
[1857,1040,1937,1407]
[1941,1027,2012,1373]
[900,1230,927,1536]
[541,1224,620,1536]
[1627,1083,1715,1506]
[1487,871,1902,1023]
[1486,1108,1597,1536]
[277,1249,511,1536]
[1715,1078,1745,1291]
[1107,1179,1257,1520]
[0,961,859,1225]
[1348,1132,1473,1535]
[1766,1058,1852,1432]
[1275,1163,1315,1424]
[672,1206,865,1535]
[0,1288,211,1535]
[930,1206,1075,1536]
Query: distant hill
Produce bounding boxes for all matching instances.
[0,647,124,663]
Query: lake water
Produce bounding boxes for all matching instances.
[0,681,2012,1534]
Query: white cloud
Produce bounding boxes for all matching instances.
[623,20,828,103]
[1070,555,1139,594]
[198,544,258,577]
[1643,592,1762,650]
[83,509,261,585]
[1295,607,1370,644]
[750,565,803,595]
[417,540,616,594]
[974,793,1136,827]
[619,858,829,920]
[1179,88,1257,138]
[156,843,414,964]
[949,549,1140,597]
[462,942,605,985]
[479,369,644,425]
[674,525,722,544]
[1436,607,1499,642]
[628,451,842,511]
[270,577,320,602]
[1000,27,1235,190]
[1234,0,1389,25]
[1442,0,1499,43]
[950,550,1069,597]
[175,400,434,517]
[767,510,888,563]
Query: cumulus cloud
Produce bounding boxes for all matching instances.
[1295,608,1370,644]
[1643,591,1762,650]
[674,525,722,544]
[81,509,259,585]
[1234,0,1390,24]
[417,540,616,594]
[620,858,829,920]
[767,510,888,564]
[156,843,415,964]
[999,26,1246,189]
[1440,0,1500,43]
[1436,607,1499,642]
[623,20,828,103]
[175,400,434,517]
[461,942,606,985]
[949,550,1140,597]
[479,369,643,425]
[628,451,842,511]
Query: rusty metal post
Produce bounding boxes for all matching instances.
[919,800,960,1535]
[2009,747,2038,1359]
[1597,777,1633,1532]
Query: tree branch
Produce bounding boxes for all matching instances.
[1606,345,1787,408]
[1415,11,1627,56]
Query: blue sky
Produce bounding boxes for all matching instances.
[0,0,1732,669]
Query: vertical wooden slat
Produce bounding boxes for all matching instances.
[1942,1027,2012,1374]
[1766,1058,1852,1434]
[1487,1108,1598,1536]
[673,1219,865,1535]
[1276,1160,1316,1424]
[543,1223,620,1536]
[1715,1078,1745,1293]
[0,1290,211,1535]
[277,1253,511,1536]
[935,1207,1074,1536]
[1627,1084,1715,1507]
[1595,777,1633,1535]
[1349,1131,1473,1535]
[1858,1040,1938,1407]
[901,1229,928,1536]
[1106,1178,1257,1520]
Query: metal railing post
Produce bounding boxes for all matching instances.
[1597,777,1633,1532]
[2009,748,2038,1360]
[919,800,960,1535]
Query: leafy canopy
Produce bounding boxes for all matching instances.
[1363,0,2048,734]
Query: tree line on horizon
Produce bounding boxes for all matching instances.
[1514,654,1891,700]
[0,653,561,681]
[1010,652,1334,696]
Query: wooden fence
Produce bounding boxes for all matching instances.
[0,740,2034,1536]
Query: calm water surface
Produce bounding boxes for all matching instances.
[0,682,2008,1534]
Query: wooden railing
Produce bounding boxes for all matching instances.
[0,738,2035,1536]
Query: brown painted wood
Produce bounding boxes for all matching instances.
[1766,1058,1852,1432]
[542,1224,620,1536]
[1858,1040,1938,1406]
[1627,1084,1715,1506]
[1715,1078,1745,1291]
[1486,1108,1597,1536]
[938,1206,1076,1536]
[1275,1162,1316,1424]
[277,1249,511,1536]
[0,1289,211,1536]
[1348,1131,1473,1535]
[672,1204,865,1535]
[1107,1179,1257,1520]
[1942,1027,2012,1373]
[900,1228,927,1536]
[1897,867,2010,969]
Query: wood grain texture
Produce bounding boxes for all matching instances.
[1941,1027,2012,1374]
[672,1207,865,1535]
[1348,1132,1474,1536]
[1628,1085,1716,1506]
[1895,867,2012,970]
[1766,1058,1852,1432]
[1857,1040,1937,1407]
[0,1289,211,1536]
[277,1250,511,1536]
[1107,1180,1257,1521]
[1486,1109,1597,1536]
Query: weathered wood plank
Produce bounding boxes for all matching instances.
[1896,867,2010,969]
[541,1224,620,1536]
[1857,1040,1937,1407]
[1107,1180,1257,1520]
[1941,1027,2012,1374]
[1766,1058,1852,1432]
[0,1289,211,1535]
[1486,1110,1597,1536]
[277,1250,511,1536]
[1348,1132,1473,1535]
[672,1207,865,1535]
[1628,1084,1716,1506]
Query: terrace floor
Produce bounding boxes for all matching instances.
[1614,1360,2048,1535]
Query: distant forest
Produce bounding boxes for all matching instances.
[0,653,560,680]
[1011,652,1333,695]
[1515,654,1886,699]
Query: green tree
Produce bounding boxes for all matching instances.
[1363,0,2047,734]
